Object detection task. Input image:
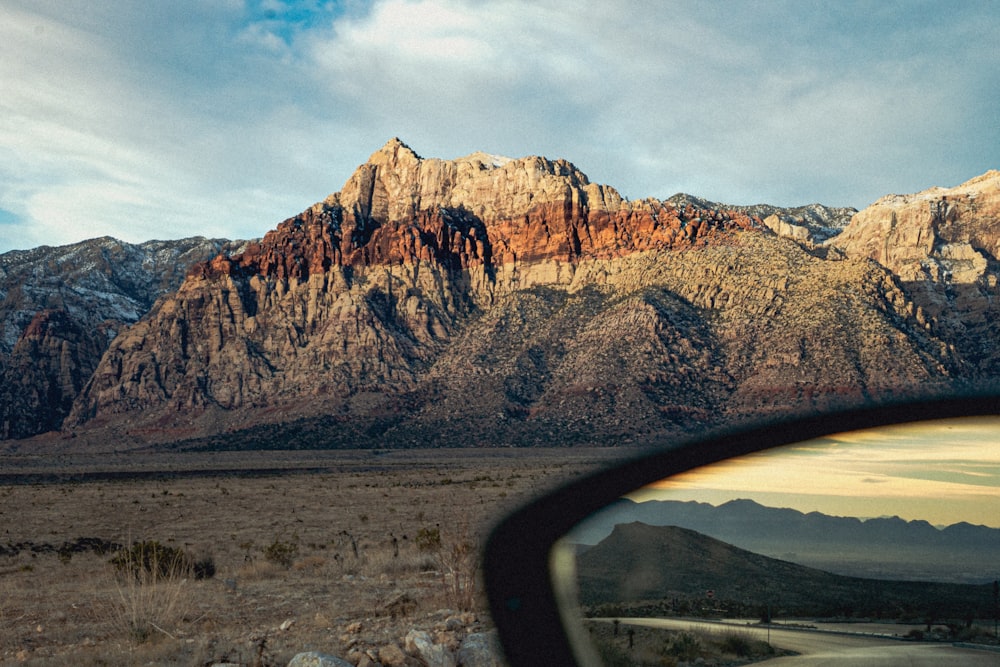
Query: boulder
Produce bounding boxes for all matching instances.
[286,653,353,667]
[377,642,408,667]
[405,629,455,667]
[456,630,504,667]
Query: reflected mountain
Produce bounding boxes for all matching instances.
[576,522,997,622]
[571,499,1000,583]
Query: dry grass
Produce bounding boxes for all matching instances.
[0,448,615,665]
[104,570,188,645]
[102,541,193,645]
[584,621,779,667]
[435,524,479,612]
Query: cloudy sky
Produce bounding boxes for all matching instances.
[2,1,998,252]
[634,417,1000,528]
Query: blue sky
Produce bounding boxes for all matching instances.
[1,0,998,252]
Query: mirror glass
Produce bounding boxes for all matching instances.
[553,417,1000,665]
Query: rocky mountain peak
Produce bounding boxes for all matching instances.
[832,170,1000,277]
[372,136,421,160]
[829,169,1000,372]
[197,139,760,285]
[334,137,610,229]
[5,140,998,449]
[55,142,789,445]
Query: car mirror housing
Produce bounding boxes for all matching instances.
[484,393,1000,666]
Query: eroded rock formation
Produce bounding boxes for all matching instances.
[831,170,1000,283]
[3,142,998,448]
[830,170,1000,373]
[0,310,107,439]
[49,140,982,449]
[0,236,245,440]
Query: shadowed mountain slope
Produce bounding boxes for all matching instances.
[3,141,998,448]
[572,498,1000,584]
[577,522,994,620]
[0,237,245,439]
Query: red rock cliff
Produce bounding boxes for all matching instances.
[194,138,759,282]
[64,141,977,447]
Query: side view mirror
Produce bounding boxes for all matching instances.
[484,394,1000,666]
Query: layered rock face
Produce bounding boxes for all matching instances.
[831,170,1000,281]
[0,236,245,439]
[830,170,1000,373]
[56,140,977,449]
[195,139,758,285]
[0,310,106,439]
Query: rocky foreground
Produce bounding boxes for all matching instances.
[281,625,503,667]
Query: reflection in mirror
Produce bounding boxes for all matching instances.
[552,417,1000,665]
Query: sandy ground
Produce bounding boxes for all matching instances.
[0,447,624,666]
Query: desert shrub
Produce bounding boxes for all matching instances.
[440,533,477,611]
[57,545,73,564]
[262,538,298,569]
[717,629,755,657]
[667,631,702,661]
[415,527,441,552]
[105,542,192,644]
[111,541,192,579]
[193,554,216,580]
[413,525,478,611]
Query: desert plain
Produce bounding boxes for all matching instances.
[0,447,622,666]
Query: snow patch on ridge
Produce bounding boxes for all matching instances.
[462,151,513,168]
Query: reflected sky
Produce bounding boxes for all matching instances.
[628,417,1000,528]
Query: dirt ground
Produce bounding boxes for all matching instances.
[0,448,623,666]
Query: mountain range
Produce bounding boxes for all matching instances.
[576,522,994,620]
[570,498,1000,584]
[0,237,246,440]
[2,139,998,450]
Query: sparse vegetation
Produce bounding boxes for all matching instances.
[436,525,479,612]
[193,553,216,579]
[105,541,193,644]
[262,537,299,569]
[716,628,769,658]
[667,629,702,661]
[415,526,441,552]
[110,540,192,579]
[0,448,612,664]
[585,621,780,666]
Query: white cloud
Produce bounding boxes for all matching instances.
[0,0,997,252]
[0,0,328,249]
[303,0,999,206]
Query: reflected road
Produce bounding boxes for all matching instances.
[615,618,1000,665]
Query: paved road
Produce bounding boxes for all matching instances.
[617,618,1000,665]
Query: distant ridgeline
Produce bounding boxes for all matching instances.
[3,139,999,450]
[571,498,1000,584]
[575,521,998,622]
